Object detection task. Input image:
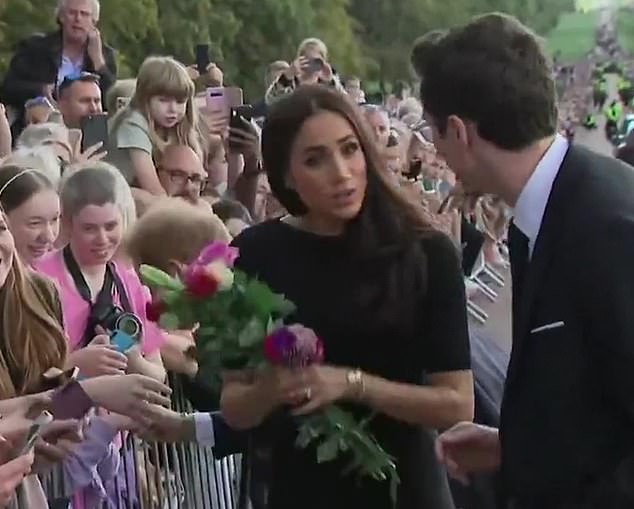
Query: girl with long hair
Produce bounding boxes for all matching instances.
[108,56,200,199]
[0,166,60,266]
[222,85,473,509]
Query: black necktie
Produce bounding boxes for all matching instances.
[508,222,529,315]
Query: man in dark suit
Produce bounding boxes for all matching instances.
[0,0,116,137]
[413,13,634,509]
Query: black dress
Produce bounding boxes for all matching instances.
[232,220,471,509]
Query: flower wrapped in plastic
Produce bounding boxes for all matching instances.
[140,242,399,503]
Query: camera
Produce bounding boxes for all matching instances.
[95,305,142,353]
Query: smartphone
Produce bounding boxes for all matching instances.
[195,44,210,75]
[50,381,94,420]
[41,366,80,391]
[80,114,108,153]
[229,104,254,130]
[304,58,324,74]
[206,87,226,114]
[19,411,53,455]
[206,87,244,117]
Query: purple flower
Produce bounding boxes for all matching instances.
[196,242,239,268]
[264,324,324,367]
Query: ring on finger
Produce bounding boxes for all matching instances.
[304,387,312,401]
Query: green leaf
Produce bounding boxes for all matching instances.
[316,435,340,463]
[237,317,266,348]
[196,325,218,337]
[139,265,184,291]
[158,312,180,330]
[160,290,183,307]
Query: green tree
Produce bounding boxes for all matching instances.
[0,0,581,97]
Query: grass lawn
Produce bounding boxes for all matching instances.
[545,10,599,60]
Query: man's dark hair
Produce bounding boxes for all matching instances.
[57,72,101,99]
[412,13,557,150]
[410,29,447,77]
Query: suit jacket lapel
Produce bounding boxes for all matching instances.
[505,144,580,387]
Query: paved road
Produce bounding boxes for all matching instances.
[472,74,618,352]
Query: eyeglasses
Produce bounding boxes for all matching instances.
[159,169,208,191]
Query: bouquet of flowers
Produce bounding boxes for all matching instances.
[141,242,399,503]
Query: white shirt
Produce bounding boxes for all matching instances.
[193,412,216,447]
[57,55,84,87]
[513,134,569,257]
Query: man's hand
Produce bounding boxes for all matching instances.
[435,422,501,485]
[140,405,194,443]
[87,29,105,70]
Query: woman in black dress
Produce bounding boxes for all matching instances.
[221,85,474,509]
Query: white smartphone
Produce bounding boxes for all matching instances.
[205,87,243,116]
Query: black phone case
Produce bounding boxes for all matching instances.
[80,115,108,153]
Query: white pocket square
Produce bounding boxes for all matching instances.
[530,321,565,334]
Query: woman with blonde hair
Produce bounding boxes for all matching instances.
[108,56,200,200]
[265,37,345,104]
[2,146,63,189]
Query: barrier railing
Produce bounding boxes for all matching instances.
[41,373,242,509]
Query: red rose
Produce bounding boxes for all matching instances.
[145,299,165,323]
[184,265,219,298]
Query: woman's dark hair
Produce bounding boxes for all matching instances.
[0,165,55,214]
[261,85,438,330]
[212,199,253,225]
[262,84,433,248]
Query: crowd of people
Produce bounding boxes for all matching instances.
[0,0,631,509]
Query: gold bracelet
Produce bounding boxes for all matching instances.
[346,368,365,401]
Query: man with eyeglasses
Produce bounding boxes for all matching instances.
[0,0,115,137]
[157,145,210,207]
[57,72,103,129]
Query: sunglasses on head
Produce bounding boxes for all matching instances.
[57,72,100,96]
[25,96,55,109]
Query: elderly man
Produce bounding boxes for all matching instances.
[0,0,116,137]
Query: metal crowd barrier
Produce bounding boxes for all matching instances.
[41,373,242,509]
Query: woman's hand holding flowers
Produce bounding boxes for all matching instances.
[288,365,350,415]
